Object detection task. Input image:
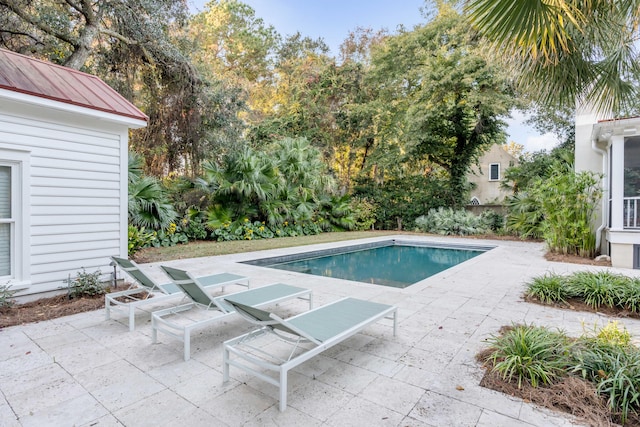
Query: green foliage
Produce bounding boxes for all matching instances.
[536,165,602,257]
[350,197,377,231]
[484,322,640,424]
[526,273,570,304]
[479,210,505,232]
[567,271,626,310]
[0,284,16,309]
[354,175,454,230]
[128,225,155,256]
[67,269,104,299]
[486,325,572,388]
[572,339,640,424]
[619,277,640,313]
[369,3,516,207]
[584,321,633,348]
[504,192,544,239]
[150,222,188,248]
[128,155,178,230]
[525,271,640,313]
[180,213,208,241]
[415,207,491,236]
[211,219,321,241]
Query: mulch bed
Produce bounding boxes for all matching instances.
[524,295,640,320]
[544,252,612,266]
[0,283,138,329]
[478,366,637,427]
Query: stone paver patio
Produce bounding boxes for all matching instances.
[2,235,639,426]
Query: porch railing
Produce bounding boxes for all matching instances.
[624,197,640,229]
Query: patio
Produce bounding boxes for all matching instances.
[2,235,639,426]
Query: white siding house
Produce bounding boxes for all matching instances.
[0,49,147,296]
[576,105,640,268]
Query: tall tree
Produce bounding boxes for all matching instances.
[465,0,640,114]
[0,0,244,177]
[0,0,189,70]
[369,3,516,206]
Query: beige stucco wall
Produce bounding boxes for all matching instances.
[610,243,634,269]
[467,144,517,204]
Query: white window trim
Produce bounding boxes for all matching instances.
[470,197,481,205]
[489,163,500,181]
[0,147,30,290]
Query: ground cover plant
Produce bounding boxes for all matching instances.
[525,271,640,318]
[479,323,640,425]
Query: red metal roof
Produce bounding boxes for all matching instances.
[0,48,148,122]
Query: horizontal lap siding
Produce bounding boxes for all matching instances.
[0,111,124,293]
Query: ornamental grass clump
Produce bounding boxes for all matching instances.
[526,273,570,304]
[566,271,628,310]
[481,323,640,425]
[485,324,572,388]
[525,271,640,314]
[572,331,640,425]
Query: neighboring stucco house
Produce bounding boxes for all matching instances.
[0,48,147,296]
[576,106,640,268]
[467,144,518,205]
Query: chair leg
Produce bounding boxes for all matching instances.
[184,330,191,361]
[279,368,288,411]
[223,346,230,382]
[129,306,136,332]
[152,316,158,343]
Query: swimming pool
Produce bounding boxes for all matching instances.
[243,240,493,288]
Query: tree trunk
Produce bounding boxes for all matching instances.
[64,23,100,70]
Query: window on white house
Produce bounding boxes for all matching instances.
[0,165,13,277]
[470,197,480,205]
[489,163,500,181]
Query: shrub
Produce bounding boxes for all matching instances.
[567,271,626,310]
[618,277,640,313]
[181,212,208,240]
[535,166,602,258]
[480,209,505,232]
[350,197,377,231]
[0,284,16,309]
[128,225,154,255]
[526,273,570,304]
[505,191,544,239]
[150,223,189,248]
[415,207,491,236]
[486,324,572,388]
[67,269,105,299]
[572,340,640,424]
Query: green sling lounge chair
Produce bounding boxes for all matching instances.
[152,266,313,361]
[106,257,249,331]
[222,297,398,411]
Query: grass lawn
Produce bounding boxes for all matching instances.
[133,230,404,263]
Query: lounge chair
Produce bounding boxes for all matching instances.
[106,257,249,331]
[222,297,398,411]
[152,266,313,361]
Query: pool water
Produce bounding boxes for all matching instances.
[253,242,487,288]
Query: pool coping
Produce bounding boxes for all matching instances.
[241,238,496,267]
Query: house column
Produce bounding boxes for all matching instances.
[609,135,625,231]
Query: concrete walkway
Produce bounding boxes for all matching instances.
[2,235,639,427]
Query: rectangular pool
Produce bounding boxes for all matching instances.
[242,240,493,288]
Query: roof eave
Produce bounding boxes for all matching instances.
[0,87,148,128]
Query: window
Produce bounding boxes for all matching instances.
[0,149,29,287]
[489,163,500,181]
[470,197,480,205]
[0,165,10,277]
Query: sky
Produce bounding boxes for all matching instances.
[189,0,561,153]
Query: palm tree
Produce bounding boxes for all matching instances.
[128,152,178,230]
[465,0,640,114]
